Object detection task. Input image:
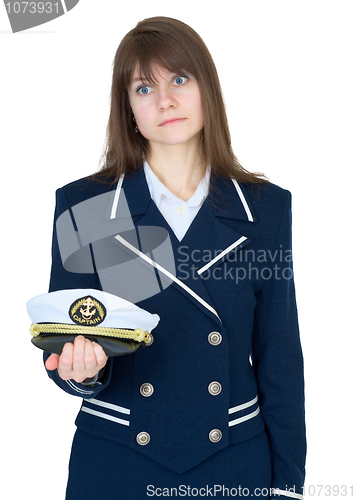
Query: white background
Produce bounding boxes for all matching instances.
[1,1,355,498]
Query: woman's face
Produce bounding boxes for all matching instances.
[128,65,204,149]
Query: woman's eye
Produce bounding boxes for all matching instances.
[137,85,153,95]
[173,76,188,86]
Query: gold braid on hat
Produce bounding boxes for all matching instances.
[30,323,150,343]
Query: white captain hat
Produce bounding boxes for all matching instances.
[27,289,160,356]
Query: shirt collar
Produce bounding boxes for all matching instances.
[143,160,210,208]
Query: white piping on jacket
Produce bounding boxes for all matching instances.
[81,406,130,426]
[86,398,130,415]
[228,407,260,427]
[197,236,247,275]
[231,179,254,222]
[80,395,260,428]
[197,179,253,275]
[109,176,254,315]
[81,398,131,427]
[110,175,125,219]
[228,395,258,415]
[114,233,221,321]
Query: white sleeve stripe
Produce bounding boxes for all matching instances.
[66,380,94,395]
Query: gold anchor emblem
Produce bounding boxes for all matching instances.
[80,297,96,320]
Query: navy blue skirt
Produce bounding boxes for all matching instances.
[66,429,272,499]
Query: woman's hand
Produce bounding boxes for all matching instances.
[45,335,108,383]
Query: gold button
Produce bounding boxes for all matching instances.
[208,332,222,345]
[177,205,186,215]
[209,429,222,443]
[136,432,150,445]
[140,383,154,397]
[146,333,154,346]
[208,381,222,395]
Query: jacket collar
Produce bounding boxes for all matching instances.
[111,167,257,224]
[208,173,257,223]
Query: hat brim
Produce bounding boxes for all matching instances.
[32,333,145,356]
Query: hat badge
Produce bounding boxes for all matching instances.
[69,295,107,326]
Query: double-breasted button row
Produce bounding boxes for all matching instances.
[208,331,222,345]
[137,332,223,448]
[137,383,153,445]
[207,333,222,443]
[137,382,154,444]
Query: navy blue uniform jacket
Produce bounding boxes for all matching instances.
[44,168,306,497]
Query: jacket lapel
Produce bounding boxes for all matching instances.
[109,168,255,324]
[186,174,256,277]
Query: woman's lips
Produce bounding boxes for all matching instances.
[159,118,186,126]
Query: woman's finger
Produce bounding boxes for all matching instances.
[83,338,97,374]
[58,341,74,380]
[92,342,108,368]
[71,336,86,381]
[45,353,60,371]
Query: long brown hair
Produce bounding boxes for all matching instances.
[96,16,267,184]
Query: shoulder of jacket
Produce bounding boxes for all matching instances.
[242,180,290,198]
[56,175,116,207]
[241,181,291,211]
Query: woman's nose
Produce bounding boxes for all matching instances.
[156,86,177,109]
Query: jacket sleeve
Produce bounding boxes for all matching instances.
[43,187,113,399]
[251,191,306,500]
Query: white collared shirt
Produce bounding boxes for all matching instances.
[143,160,210,241]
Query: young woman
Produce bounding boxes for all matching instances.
[44,16,306,500]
